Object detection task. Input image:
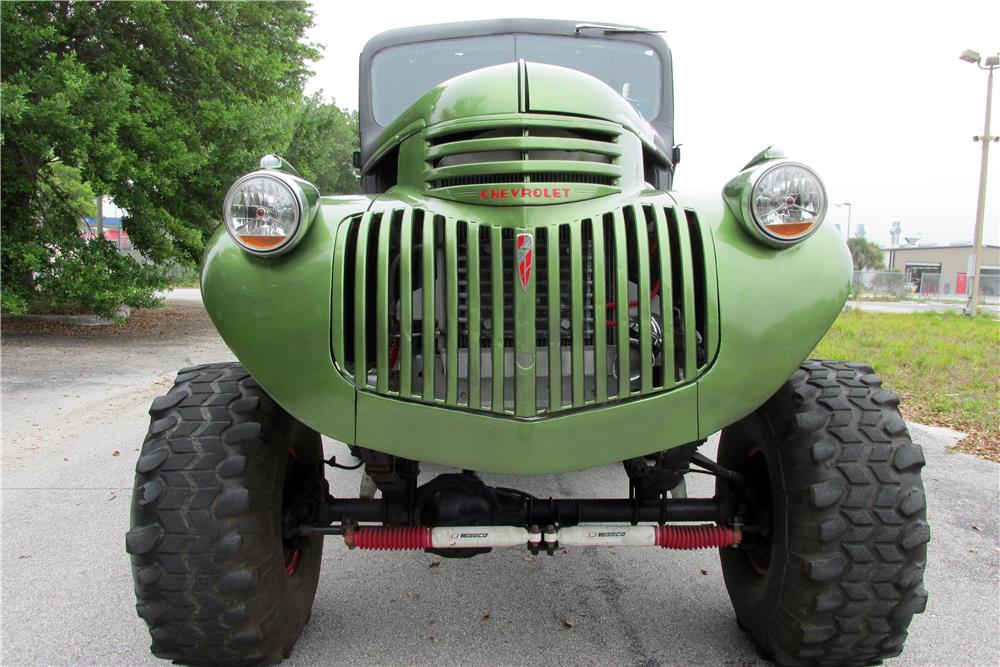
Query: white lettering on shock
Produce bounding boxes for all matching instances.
[430,526,530,549]
[558,525,657,546]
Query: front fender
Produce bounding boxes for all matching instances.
[201,196,372,442]
[668,191,852,438]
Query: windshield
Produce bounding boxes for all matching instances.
[371,35,661,126]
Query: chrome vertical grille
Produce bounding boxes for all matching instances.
[331,199,718,418]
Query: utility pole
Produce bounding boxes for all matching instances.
[960,49,998,316]
[834,202,852,240]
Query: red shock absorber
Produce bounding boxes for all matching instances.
[345,526,433,550]
[655,524,741,550]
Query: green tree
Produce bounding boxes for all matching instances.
[40,162,96,225]
[284,93,360,194]
[1,1,319,315]
[847,237,886,271]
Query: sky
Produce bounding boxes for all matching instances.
[305,0,999,247]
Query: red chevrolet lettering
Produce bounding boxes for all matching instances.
[477,187,575,201]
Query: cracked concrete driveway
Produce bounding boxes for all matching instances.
[2,299,998,666]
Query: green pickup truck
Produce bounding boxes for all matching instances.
[128,19,929,666]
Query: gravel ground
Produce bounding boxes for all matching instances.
[2,300,998,666]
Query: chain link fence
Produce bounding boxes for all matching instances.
[851,271,1000,303]
[851,271,910,298]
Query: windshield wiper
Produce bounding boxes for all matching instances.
[574,23,664,34]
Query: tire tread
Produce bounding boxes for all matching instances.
[128,362,318,667]
[723,360,929,666]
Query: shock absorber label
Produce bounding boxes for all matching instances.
[431,526,530,548]
[558,525,657,546]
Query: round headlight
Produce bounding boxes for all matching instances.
[223,173,305,254]
[749,163,827,245]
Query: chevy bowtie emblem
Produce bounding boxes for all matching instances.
[516,233,533,292]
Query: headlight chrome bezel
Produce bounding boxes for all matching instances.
[222,170,318,256]
[724,157,828,249]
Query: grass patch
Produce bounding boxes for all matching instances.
[813,310,999,462]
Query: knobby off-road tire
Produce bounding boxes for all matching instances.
[717,360,929,666]
[126,363,324,666]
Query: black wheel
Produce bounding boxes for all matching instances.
[717,360,929,666]
[126,362,325,666]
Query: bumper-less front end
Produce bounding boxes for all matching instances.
[202,184,850,474]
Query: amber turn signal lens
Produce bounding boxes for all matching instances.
[237,234,289,249]
[764,221,815,237]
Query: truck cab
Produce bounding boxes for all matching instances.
[358,20,677,193]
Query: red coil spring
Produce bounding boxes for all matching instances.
[655,524,741,550]
[348,527,432,550]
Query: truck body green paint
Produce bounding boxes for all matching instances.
[133,26,926,667]
[201,27,850,475]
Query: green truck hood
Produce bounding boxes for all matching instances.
[368,61,660,173]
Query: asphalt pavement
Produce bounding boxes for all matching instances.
[2,298,998,666]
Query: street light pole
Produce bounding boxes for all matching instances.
[960,49,998,316]
[835,202,852,239]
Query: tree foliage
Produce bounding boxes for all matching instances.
[1,1,319,314]
[847,237,886,271]
[285,93,360,195]
[29,237,169,317]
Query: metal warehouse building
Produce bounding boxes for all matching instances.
[882,243,1000,296]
